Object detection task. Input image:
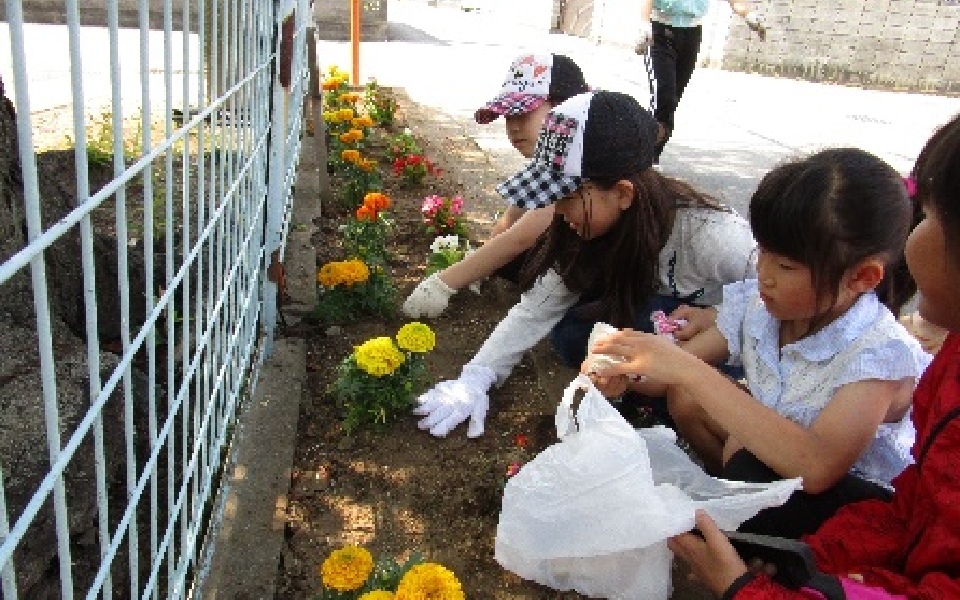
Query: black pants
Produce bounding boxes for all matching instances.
[650,22,702,155]
[723,449,893,539]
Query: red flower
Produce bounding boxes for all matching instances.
[515,434,528,448]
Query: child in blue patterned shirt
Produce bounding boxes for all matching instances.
[588,147,930,539]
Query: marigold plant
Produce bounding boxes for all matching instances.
[340,192,394,265]
[365,78,398,127]
[395,322,436,353]
[316,547,428,600]
[315,258,395,324]
[320,546,375,592]
[394,563,464,600]
[329,323,436,434]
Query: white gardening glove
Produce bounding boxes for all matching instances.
[402,272,456,318]
[413,364,497,438]
[743,11,766,40]
[635,21,653,55]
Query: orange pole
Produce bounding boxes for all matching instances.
[351,0,361,85]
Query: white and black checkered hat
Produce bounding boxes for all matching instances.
[474,54,588,124]
[496,90,659,209]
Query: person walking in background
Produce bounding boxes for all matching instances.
[635,0,767,163]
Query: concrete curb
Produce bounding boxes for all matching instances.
[196,105,323,598]
[196,337,306,600]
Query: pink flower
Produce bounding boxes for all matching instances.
[450,196,464,214]
[506,462,521,477]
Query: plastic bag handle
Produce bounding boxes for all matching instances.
[556,375,595,439]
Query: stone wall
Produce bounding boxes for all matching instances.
[720,0,960,94]
[313,0,389,41]
[555,0,960,94]
[1,0,196,30]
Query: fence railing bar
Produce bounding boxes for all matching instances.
[0,1,62,588]
[0,470,19,599]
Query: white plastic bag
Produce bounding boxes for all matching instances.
[495,375,801,600]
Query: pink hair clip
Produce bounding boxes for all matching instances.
[903,176,918,199]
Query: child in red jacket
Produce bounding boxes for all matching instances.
[668,112,960,599]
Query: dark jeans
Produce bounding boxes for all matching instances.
[724,449,893,540]
[650,22,702,156]
[551,294,693,367]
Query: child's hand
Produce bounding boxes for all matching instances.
[584,371,630,398]
[670,305,717,341]
[668,511,749,596]
[591,329,694,384]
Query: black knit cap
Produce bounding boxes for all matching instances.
[496,90,660,209]
[547,54,589,103]
[581,90,659,178]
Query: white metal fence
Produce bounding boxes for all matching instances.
[0,0,309,596]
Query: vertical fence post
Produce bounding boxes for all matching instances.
[351,0,361,84]
[261,2,292,358]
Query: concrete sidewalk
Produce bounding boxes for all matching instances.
[320,0,960,216]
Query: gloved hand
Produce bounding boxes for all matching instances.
[634,21,653,55]
[402,272,456,318]
[413,364,497,438]
[743,12,766,40]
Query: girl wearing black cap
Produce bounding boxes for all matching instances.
[412,90,756,439]
[402,53,589,319]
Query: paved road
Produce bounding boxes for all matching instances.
[318,0,960,216]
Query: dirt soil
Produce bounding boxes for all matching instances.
[273,91,597,599]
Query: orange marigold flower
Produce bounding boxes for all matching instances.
[364,192,391,211]
[356,205,376,221]
[321,80,340,91]
[341,149,361,163]
[341,92,361,103]
[358,158,377,172]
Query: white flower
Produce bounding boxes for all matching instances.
[403,127,413,137]
[430,234,460,254]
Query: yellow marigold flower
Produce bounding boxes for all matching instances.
[341,92,361,103]
[319,546,374,592]
[395,563,464,600]
[354,337,405,377]
[323,110,341,123]
[339,131,359,144]
[338,108,355,120]
[348,128,364,139]
[359,591,394,600]
[341,149,361,164]
[396,322,436,353]
[327,64,341,75]
[317,262,342,287]
[339,259,370,285]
